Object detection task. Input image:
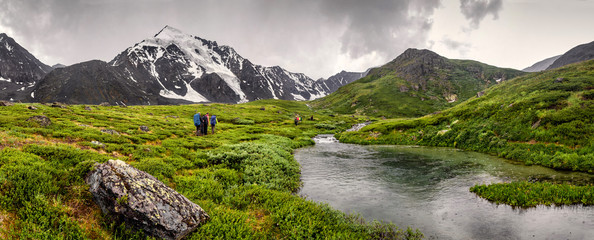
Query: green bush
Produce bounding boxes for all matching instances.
[132,158,176,181]
[189,205,263,239]
[23,144,108,168]
[207,137,300,192]
[232,118,255,125]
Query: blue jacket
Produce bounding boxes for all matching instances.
[193,113,201,125]
[210,115,217,125]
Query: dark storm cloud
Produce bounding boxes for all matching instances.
[0,0,442,78]
[459,0,503,29]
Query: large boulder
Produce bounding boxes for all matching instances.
[86,159,209,240]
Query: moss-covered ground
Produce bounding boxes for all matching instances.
[0,100,420,239]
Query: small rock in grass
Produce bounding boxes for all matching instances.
[139,125,150,132]
[101,129,120,135]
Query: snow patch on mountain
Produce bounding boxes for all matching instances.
[4,42,12,52]
[160,81,209,103]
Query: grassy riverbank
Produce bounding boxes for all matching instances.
[470,181,594,207]
[0,101,421,239]
[335,60,594,207]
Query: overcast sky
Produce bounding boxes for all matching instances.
[1,0,593,79]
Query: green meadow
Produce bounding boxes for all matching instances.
[0,100,421,239]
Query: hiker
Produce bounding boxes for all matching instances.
[310,115,314,121]
[210,114,217,134]
[201,112,209,135]
[193,112,201,136]
[294,115,299,126]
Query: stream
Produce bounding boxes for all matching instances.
[294,135,594,240]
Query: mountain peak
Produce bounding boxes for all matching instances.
[154,25,187,40]
[0,33,12,43]
[398,48,443,61]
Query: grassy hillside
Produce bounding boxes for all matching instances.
[336,59,594,207]
[311,49,524,118]
[0,101,421,239]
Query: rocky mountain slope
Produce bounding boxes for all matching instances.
[522,55,561,72]
[316,70,368,94]
[546,41,594,70]
[32,26,337,105]
[312,48,525,118]
[0,33,52,101]
[31,60,159,105]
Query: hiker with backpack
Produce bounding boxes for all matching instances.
[210,114,217,134]
[193,112,201,136]
[201,113,209,135]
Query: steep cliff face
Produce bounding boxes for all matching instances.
[0,33,52,101]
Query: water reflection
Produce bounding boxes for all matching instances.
[295,135,594,240]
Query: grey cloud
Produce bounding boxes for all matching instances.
[441,36,472,55]
[459,0,503,29]
[317,0,440,59]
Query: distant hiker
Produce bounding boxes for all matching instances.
[310,115,314,121]
[295,115,299,126]
[210,114,217,134]
[201,113,209,135]
[193,112,201,136]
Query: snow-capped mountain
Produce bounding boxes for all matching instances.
[103,25,330,104]
[0,33,52,101]
[31,26,362,105]
[316,70,369,93]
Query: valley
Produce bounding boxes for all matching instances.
[1,24,594,239]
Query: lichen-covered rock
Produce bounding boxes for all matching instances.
[26,115,51,127]
[86,159,209,240]
[100,129,120,135]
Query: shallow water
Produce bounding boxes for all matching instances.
[295,135,594,240]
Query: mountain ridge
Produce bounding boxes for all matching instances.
[312,48,525,118]
[31,26,339,105]
[522,55,561,72]
[546,41,594,70]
